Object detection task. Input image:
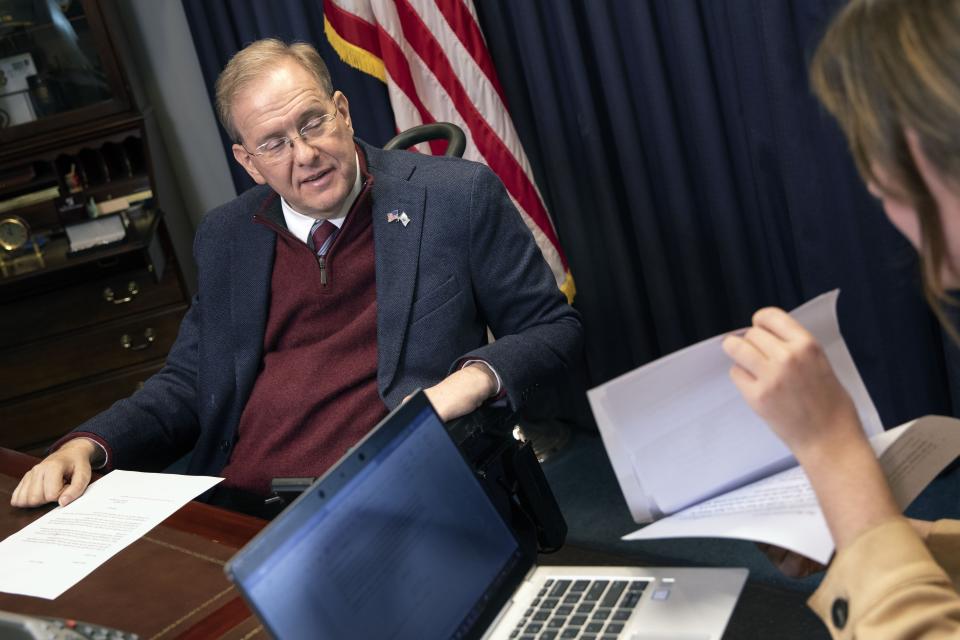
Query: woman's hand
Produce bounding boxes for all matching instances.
[720,307,864,458]
[723,307,902,550]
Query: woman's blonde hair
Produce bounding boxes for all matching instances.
[810,0,960,330]
[215,38,334,143]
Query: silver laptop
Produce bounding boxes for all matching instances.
[225,392,747,640]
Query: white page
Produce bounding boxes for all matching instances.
[622,416,960,564]
[873,416,960,508]
[623,464,835,562]
[65,215,126,252]
[0,470,222,599]
[588,290,883,520]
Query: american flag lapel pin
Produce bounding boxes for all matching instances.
[386,209,400,223]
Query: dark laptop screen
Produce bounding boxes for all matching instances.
[236,400,524,639]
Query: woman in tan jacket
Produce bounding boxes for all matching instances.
[722,0,960,637]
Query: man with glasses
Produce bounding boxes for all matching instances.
[11,39,581,513]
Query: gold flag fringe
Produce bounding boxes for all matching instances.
[324,17,387,83]
[560,271,576,305]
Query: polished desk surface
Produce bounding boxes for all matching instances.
[0,447,828,639]
[0,448,263,639]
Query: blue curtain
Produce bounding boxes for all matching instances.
[180,0,397,193]
[180,0,960,431]
[179,0,960,570]
[474,0,959,430]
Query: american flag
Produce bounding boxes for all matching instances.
[323,0,575,302]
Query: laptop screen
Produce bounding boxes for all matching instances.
[230,396,527,639]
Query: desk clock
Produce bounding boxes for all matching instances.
[0,215,29,251]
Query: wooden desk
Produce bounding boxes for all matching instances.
[1,448,828,639]
[0,448,265,639]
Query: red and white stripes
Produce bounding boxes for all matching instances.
[324,0,575,302]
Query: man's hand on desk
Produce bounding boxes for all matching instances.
[410,363,499,422]
[10,438,98,508]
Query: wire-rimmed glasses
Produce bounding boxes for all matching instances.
[243,112,339,163]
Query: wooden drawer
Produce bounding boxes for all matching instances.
[0,304,186,402]
[0,264,184,349]
[0,360,165,452]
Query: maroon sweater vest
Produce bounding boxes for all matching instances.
[221,173,387,495]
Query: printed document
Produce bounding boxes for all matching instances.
[588,290,960,562]
[588,290,881,522]
[0,470,222,599]
[624,416,960,563]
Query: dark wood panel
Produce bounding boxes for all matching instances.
[0,116,144,167]
[21,443,51,458]
[0,305,185,402]
[2,198,60,230]
[0,207,163,295]
[0,359,165,451]
[0,263,183,348]
[0,447,37,478]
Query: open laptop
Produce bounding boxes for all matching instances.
[225,392,747,640]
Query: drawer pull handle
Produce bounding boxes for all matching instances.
[103,281,140,305]
[121,327,156,351]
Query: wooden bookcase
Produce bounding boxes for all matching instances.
[0,0,188,454]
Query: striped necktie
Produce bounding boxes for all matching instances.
[309,219,339,285]
[308,219,339,258]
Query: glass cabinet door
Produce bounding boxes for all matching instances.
[0,0,129,141]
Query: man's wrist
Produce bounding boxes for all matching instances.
[464,362,499,399]
[59,437,106,468]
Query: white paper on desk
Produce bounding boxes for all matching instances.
[624,416,960,564]
[65,215,126,252]
[587,290,882,522]
[0,470,222,600]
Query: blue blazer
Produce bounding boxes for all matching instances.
[75,140,582,476]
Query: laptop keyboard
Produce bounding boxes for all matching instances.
[508,578,649,640]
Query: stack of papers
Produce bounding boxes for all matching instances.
[588,290,960,563]
[65,215,126,252]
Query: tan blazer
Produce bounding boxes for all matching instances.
[809,518,960,638]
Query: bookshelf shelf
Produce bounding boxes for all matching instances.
[0,0,188,454]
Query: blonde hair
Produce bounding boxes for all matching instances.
[810,0,960,333]
[215,38,334,143]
